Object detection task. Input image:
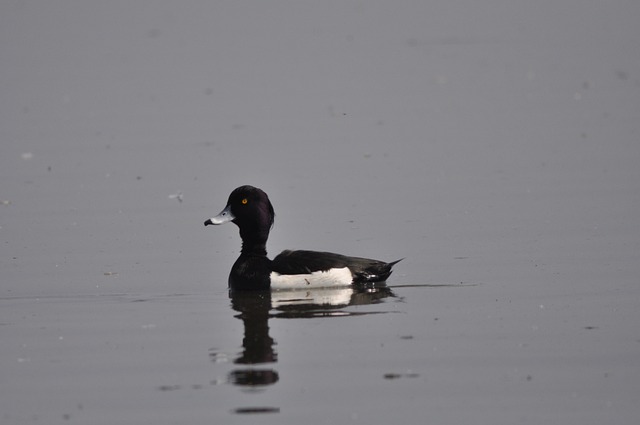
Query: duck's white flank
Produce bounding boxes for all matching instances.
[269,267,353,289]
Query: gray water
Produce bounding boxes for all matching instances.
[1,1,639,424]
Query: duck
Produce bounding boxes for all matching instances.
[204,185,401,291]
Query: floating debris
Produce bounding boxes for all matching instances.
[232,407,280,414]
[157,385,181,392]
[384,372,420,380]
[168,191,183,203]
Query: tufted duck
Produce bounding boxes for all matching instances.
[205,185,401,291]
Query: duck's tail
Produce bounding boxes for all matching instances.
[353,258,403,283]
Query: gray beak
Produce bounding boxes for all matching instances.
[204,204,235,226]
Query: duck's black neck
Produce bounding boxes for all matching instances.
[239,228,269,256]
[241,241,267,256]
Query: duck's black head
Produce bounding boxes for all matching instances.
[205,185,275,255]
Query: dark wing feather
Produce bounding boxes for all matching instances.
[272,250,401,283]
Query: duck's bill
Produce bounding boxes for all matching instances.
[204,205,235,226]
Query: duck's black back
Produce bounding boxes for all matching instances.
[272,250,400,283]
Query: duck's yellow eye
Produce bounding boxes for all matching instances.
[241,198,248,205]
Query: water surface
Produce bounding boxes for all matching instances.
[1,1,639,424]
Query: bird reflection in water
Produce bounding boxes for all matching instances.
[226,284,395,390]
[228,291,278,387]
